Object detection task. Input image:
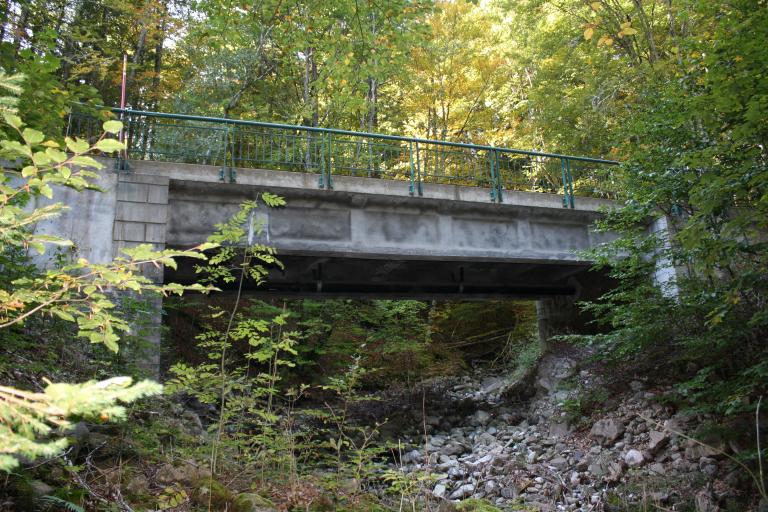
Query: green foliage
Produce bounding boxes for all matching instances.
[0,78,217,472]
[35,495,86,512]
[454,498,505,512]
[0,377,161,471]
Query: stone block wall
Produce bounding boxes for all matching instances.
[113,173,170,282]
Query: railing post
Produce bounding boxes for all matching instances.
[219,124,236,183]
[327,131,334,189]
[494,150,503,203]
[489,149,501,203]
[408,141,415,196]
[560,158,574,208]
[229,124,237,182]
[415,141,423,196]
[566,158,575,208]
[318,132,325,188]
[115,112,131,173]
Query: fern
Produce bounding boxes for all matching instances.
[35,495,85,512]
[0,68,24,115]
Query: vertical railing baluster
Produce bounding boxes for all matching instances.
[566,158,575,208]
[494,150,503,203]
[560,158,569,208]
[489,150,497,202]
[367,139,374,178]
[408,141,415,195]
[327,131,333,189]
[415,141,423,196]
[318,131,325,188]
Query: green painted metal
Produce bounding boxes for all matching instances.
[68,107,619,205]
[408,141,415,196]
[560,158,568,208]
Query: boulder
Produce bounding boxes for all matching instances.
[589,419,626,446]
[232,493,277,512]
[549,421,572,438]
[648,430,669,453]
[155,461,207,486]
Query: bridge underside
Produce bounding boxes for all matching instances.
[164,251,604,300]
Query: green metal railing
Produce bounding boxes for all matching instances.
[67,108,620,207]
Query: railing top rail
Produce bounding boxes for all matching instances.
[110,108,620,166]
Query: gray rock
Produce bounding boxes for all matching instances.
[233,493,278,512]
[481,376,506,394]
[470,410,492,426]
[181,409,205,437]
[433,483,447,498]
[401,449,422,464]
[475,432,496,446]
[155,461,206,486]
[449,483,475,500]
[549,456,569,470]
[589,419,625,446]
[684,440,721,459]
[28,480,54,498]
[536,355,576,392]
[648,430,669,453]
[624,449,645,467]
[440,442,466,456]
[429,435,446,448]
[588,460,607,478]
[694,489,720,512]
[549,421,571,438]
[605,461,626,483]
[700,457,718,477]
[500,486,518,499]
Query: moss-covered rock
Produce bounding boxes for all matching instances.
[454,498,504,512]
[232,492,278,512]
[192,479,235,509]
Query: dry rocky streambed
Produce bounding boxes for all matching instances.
[384,353,750,511]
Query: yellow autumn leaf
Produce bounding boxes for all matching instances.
[620,21,632,29]
[590,1,601,10]
[584,27,594,40]
[622,27,638,36]
[597,36,614,46]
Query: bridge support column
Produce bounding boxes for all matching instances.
[112,172,170,378]
[535,270,615,350]
[536,296,580,350]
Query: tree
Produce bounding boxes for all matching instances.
[0,71,214,470]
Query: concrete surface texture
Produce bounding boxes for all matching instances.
[28,158,625,355]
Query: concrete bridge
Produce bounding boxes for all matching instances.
[37,157,618,349]
[34,110,632,368]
